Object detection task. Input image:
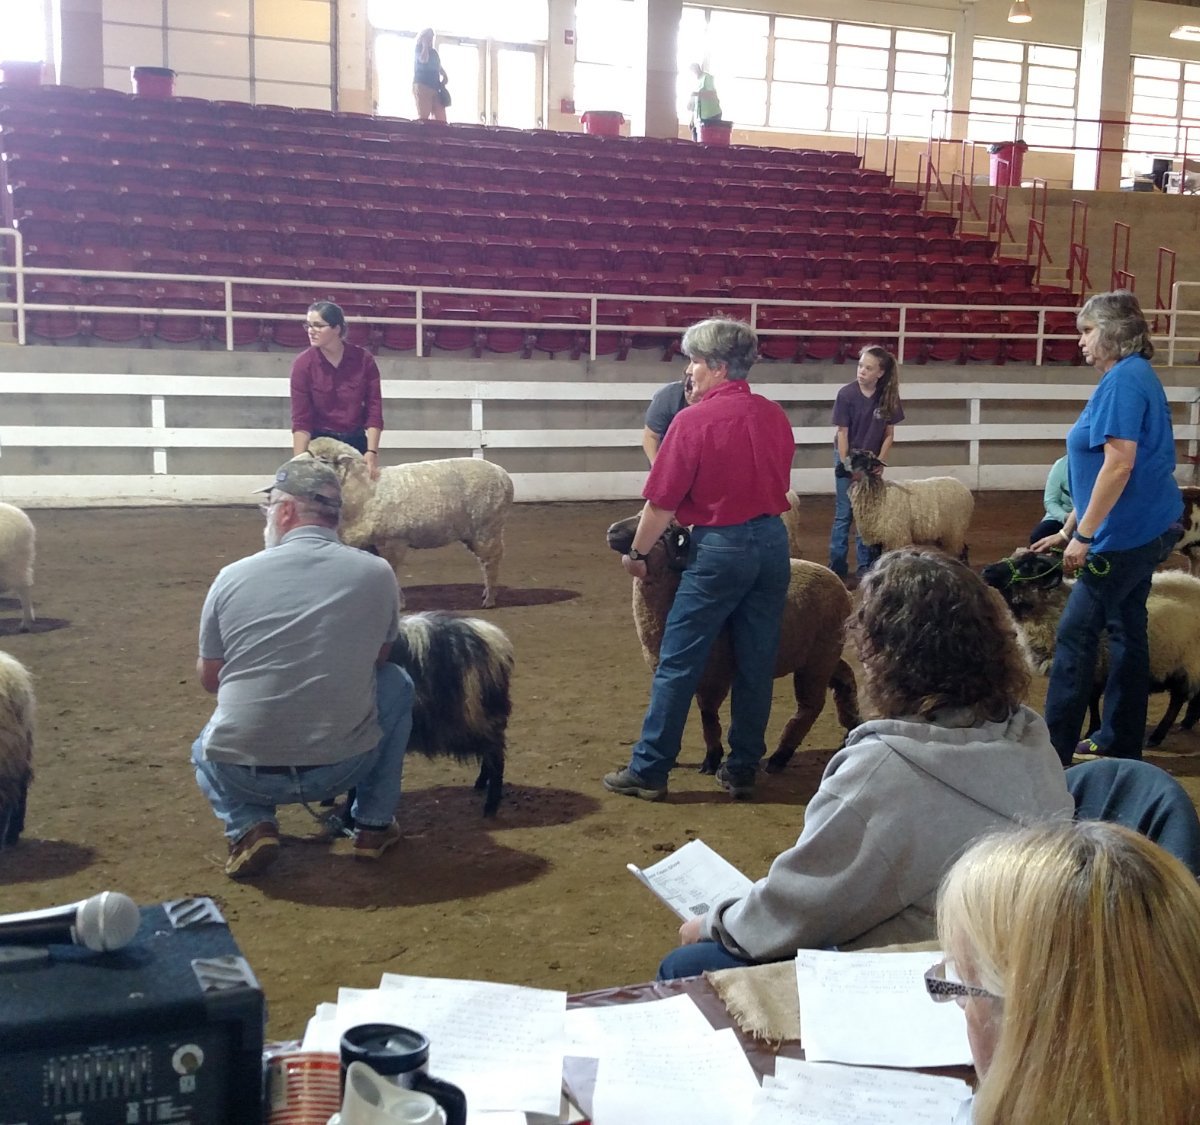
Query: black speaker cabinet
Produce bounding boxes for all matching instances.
[0,897,265,1124]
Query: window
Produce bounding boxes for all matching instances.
[968,38,1079,148]
[575,0,636,114]
[1128,56,1200,161]
[9,0,48,62]
[681,7,949,137]
[367,0,546,40]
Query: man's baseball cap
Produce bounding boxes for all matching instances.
[258,457,342,511]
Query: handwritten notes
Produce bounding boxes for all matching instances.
[795,950,972,1067]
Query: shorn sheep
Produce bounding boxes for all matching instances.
[981,551,1200,747]
[308,439,514,609]
[333,612,514,821]
[606,515,861,773]
[0,503,35,632]
[847,449,974,562]
[0,651,35,847]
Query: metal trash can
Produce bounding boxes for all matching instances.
[0,61,44,88]
[988,141,1028,187]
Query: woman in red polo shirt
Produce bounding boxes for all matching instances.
[603,318,795,803]
[290,301,384,480]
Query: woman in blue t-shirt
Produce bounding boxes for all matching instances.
[1031,290,1183,764]
[828,345,904,583]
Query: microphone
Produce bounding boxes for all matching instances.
[0,891,140,952]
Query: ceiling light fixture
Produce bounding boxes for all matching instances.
[1008,0,1033,23]
[1170,25,1200,42]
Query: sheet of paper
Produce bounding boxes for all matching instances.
[591,1026,760,1125]
[749,1059,969,1124]
[300,1000,339,1054]
[628,838,754,921]
[795,950,972,1068]
[564,992,716,1057]
[330,973,564,1116]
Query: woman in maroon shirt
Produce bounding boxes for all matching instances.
[290,301,384,480]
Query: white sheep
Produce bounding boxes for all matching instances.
[0,651,35,847]
[847,449,974,562]
[606,515,861,773]
[0,503,35,632]
[981,552,1200,747]
[782,489,805,558]
[309,439,514,609]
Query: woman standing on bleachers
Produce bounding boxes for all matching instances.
[413,27,449,123]
[290,301,384,481]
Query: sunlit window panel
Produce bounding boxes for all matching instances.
[774,38,830,82]
[573,61,633,115]
[368,0,547,39]
[895,71,946,95]
[1133,57,1180,80]
[775,17,831,42]
[974,39,1023,62]
[896,30,949,54]
[835,23,890,47]
[973,59,1022,83]
[1022,122,1075,148]
[1028,84,1076,107]
[835,44,889,74]
[769,82,829,129]
[1137,76,1182,101]
[1027,65,1076,89]
[721,77,768,125]
[1028,44,1076,68]
[9,1,45,60]
[972,78,1022,101]
[575,0,634,63]
[1132,94,1181,117]
[897,51,949,77]
[711,39,768,80]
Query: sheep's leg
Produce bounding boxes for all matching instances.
[1,775,28,847]
[475,753,504,817]
[465,531,504,608]
[764,670,828,772]
[1180,692,1200,731]
[1147,685,1189,747]
[828,659,862,738]
[374,543,410,609]
[17,587,34,633]
[696,688,727,773]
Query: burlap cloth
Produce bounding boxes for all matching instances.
[705,940,941,1044]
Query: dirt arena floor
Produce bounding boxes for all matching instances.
[2,492,1198,1040]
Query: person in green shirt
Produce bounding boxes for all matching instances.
[687,63,722,141]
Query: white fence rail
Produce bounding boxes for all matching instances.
[0,371,1196,506]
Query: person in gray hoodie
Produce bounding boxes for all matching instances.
[659,546,1074,979]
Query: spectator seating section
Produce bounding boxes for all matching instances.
[0,84,1079,362]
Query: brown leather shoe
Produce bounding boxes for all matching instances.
[225,821,279,878]
[353,819,401,860]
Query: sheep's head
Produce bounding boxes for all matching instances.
[847,448,883,483]
[308,437,367,482]
[980,551,1064,616]
[606,516,690,571]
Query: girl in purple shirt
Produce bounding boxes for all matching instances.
[829,345,904,581]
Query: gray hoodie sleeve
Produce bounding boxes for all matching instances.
[703,747,909,959]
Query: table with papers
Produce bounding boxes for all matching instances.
[275,950,976,1125]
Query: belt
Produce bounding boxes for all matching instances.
[255,764,314,775]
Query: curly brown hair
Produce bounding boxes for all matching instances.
[852,547,1029,722]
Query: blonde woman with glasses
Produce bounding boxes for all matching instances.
[933,819,1200,1124]
[290,300,384,481]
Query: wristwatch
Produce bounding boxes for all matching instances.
[627,546,648,562]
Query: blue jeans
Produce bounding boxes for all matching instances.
[829,456,877,577]
[192,663,414,841]
[1044,528,1181,765]
[658,939,760,980]
[628,515,790,786]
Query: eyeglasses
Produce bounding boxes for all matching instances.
[924,960,1001,1006]
[304,321,331,331]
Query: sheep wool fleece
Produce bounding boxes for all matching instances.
[705,705,1074,960]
